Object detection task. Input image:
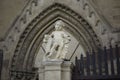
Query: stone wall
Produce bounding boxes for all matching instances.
[0,0,120,80]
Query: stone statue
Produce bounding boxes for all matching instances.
[43,20,71,60]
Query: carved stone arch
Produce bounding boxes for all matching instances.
[10,3,101,79]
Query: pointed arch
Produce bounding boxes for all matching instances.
[10,3,101,78]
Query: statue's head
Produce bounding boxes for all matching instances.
[55,20,64,31]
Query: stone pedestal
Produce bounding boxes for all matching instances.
[38,60,72,80]
[38,65,44,80]
[61,61,72,80]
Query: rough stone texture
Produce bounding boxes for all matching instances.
[92,0,120,29]
[0,0,29,39]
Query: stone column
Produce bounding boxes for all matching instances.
[62,61,72,80]
[39,60,72,80]
[38,65,44,80]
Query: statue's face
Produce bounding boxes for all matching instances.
[55,20,64,31]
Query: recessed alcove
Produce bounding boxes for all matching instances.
[34,26,86,67]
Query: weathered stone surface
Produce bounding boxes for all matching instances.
[0,0,120,80]
[38,60,72,80]
[43,20,71,60]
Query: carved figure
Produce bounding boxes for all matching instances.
[43,20,71,60]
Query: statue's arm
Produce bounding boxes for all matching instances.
[63,32,70,40]
[62,32,71,44]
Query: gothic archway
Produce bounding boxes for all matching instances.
[10,3,101,80]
